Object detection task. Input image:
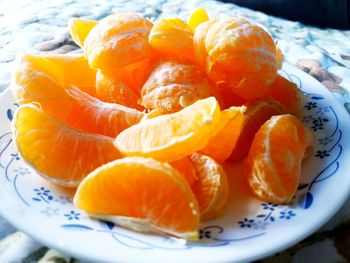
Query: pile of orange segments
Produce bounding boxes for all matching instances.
[10,8,313,241]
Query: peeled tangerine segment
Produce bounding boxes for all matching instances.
[11,53,144,138]
[190,153,229,220]
[199,106,246,162]
[74,157,200,241]
[12,104,122,187]
[187,7,209,32]
[170,157,198,186]
[12,53,97,97]
[193,19,218,66]
[229,97,285,161]
[95,69,143,110]
[246,114,313,204]
[149,18,194,61]
[266,74,305,114]
[68,18,98,48]
[114,97,221,162]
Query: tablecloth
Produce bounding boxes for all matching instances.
[0,0,350,262]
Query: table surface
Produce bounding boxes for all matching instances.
[1,0,350,262]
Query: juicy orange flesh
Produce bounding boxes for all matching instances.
[187,7,209,32]
[84,12,154,69]
[246,114,313,203]
[62,88,144,137]
[149,18,195,61]
[115,57,158,94]
[115,97,221,162]
[266,75,304,114]
[68,18,98,48]
[13,53,97,97]
[141,59,214,113]
[199,106,245,162]
[50,55,97,96]
[190,153,229,220]
[95,69,143,110]
[12,53,144,137]
[169,157,198,186]
[75,157,199,233]
[193,20,217,66]
[13,104,121,185]
[229,98,284,161]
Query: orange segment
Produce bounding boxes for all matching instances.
[95,70,143,110]
[149,18,195,61]
[229,98,284,161]
[246,114,313,203]
[12,53,144,137]
[74,157,200,240]
[115,97,221,162]
[84,12,153,69]
[62,87,144,137]
[190,153,229,220]
[43,54,97,96]
[68,18,98,48]
[12,104,122,187]
[169,157,197,186]
[194,20,238,92]
[141,59,215,113]
[199,106,246,162]
[266,74,305,114]
[12,53,97,97]
[116,57,158,94]
[187,7,209,32]
[46,54,96,96]
[193,19,217,66]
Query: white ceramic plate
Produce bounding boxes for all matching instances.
[1,64,350,263]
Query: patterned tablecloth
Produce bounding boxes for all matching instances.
[1,0,350,262]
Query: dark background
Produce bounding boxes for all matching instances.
[222,0,350,29]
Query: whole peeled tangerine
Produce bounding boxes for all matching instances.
[84,12,153,70]
[194,18,278,99]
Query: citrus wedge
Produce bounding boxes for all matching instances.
[199,106,246,162]
[68,18,98,48]
[229,98,284,160]
[12,104,122,187]
[170,157,197,186]
[74,157,200,240]
[187,7,209,32]
[190,153,229,220]
[11,53,144,137]
[149,18,194,61]
[115,97,221,162]
[246,114,313,203]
